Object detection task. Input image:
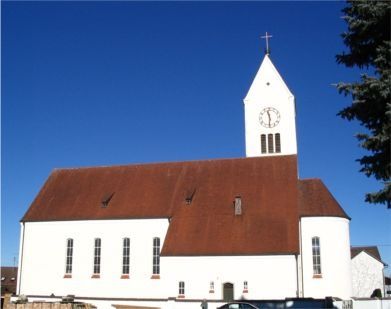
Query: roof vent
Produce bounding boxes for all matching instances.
[185,189,196,205]
[101,192,115,208]
[234,196,242,216]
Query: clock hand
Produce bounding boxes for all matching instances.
[267,111,271,126]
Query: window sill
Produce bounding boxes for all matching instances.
[150,274,160,279]
[313,274,322,279]
[91,274,100,279]
[121,274,130,279]
[63,274,72,279]
[177,295,185,299]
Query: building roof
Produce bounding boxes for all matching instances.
[21,155,348,256]
[351,246,386,265]
[1,267,17,295]
[298,179,350,219]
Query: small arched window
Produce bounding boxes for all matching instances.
[178,281,185,296]
[268,134,274,153]
[312,236,322,275]
[260,134,267,154]
[243,280,248,293]
[275,133,281,153]
[209,281,215,293]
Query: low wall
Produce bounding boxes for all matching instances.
[4,303,96,309]
[334,298,391,309]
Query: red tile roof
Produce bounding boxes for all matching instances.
[1,267,17,295]
[351,246,386,265]
[298,179,350,219]
[21,155,348,256]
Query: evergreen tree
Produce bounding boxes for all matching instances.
[336,1,391,208]
[336,0,391,208]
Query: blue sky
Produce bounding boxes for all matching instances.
[2,2,390,272]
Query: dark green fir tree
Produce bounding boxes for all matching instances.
[336,0,391,208]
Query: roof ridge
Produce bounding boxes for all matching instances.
[49,155,299,171]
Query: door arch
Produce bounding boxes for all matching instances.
[223,282,234,302]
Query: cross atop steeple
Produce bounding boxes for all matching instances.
[261,32,273,55]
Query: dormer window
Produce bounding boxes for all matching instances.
[185,189,196,205]
[234,196,242,216]
[101,192,114,208]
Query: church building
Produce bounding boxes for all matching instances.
[16,51,352,309]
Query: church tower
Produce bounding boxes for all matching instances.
[244,53,297,157]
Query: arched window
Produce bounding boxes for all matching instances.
[260,134,267,154]
[93,238,101,275]
[243,280,248,292]
[122,238,130,275]
[312,237,322,275]
[152,237,160,275]
[275,133,281,153]
[209,281,215,293]
[178,281,185,296]
[268,134,274,153]
[65,238,73,275]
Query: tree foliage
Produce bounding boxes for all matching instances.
[336,0,391,208]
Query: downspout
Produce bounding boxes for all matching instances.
[295,254,299,297]
[299,219,304,297]
[17,222,25,295]
[383,265,387,299]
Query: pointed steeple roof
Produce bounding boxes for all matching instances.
[244,54,293,103]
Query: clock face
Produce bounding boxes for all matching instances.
[259,107,281,128]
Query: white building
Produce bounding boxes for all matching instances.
[351,246,387,298]
[16,53,352,309]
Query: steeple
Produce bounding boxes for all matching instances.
[243,53,297,157]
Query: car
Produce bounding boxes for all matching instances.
[217,302,261,309]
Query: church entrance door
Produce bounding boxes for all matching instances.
[223,282,234,302]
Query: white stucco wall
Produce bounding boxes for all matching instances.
[300,217,352,299]
[18,219,298,308]
[351,251,385,297]
[18,219,170,298]
[163,255,298,300]
[244,55,297,157]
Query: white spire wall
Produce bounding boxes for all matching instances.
[243,54,297,157]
